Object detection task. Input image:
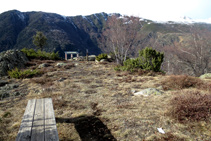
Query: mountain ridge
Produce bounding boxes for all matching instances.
[0,10,211,76]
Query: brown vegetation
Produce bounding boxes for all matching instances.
[169,91,211,123]
[161,75,211,91]
[0,60,211,140]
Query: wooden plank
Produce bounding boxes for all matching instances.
[31,99,45,141]
[44,98,59,141]
[16,99,36,141]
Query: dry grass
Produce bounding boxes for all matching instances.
[0,60,211,140]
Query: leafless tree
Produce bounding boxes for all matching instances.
[102,15,142,65]
[163,26,211,76]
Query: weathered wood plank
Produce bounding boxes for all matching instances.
[44,98,59,140]
[16,99,36,141]
[31,99,45,141]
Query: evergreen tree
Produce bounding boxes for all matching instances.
[138,47,164,72]
[33,31,47,51]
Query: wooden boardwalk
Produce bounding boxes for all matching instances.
[16,98,59,141]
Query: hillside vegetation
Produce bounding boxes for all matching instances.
[0,59,210,140]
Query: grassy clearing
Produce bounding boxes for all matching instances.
[0,60,210,140]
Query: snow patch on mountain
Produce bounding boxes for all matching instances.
[16,11,25,21]
[94,14,100,20]
[83,16,95,26]
[69,18,77,29]
[61,15,67,21]
[101,13,107,21]
[152,16,211,25]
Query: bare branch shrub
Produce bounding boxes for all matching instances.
[168,91,211,123]
[161,75,211,91]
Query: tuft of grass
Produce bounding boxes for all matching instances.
[168,91,211,123]
[8,68,40,79]
[161,75,211,91]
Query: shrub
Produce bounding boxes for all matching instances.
[161,75,211,91]
[21,48,60,60]
[8,68,40,79]
[138,47,164,72]
[21,48,37,58]
[115,47,164,72]
[96,53,108,61]
[169,91,211,123]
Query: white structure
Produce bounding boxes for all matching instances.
[64,51,79,60]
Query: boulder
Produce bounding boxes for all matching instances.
[134,88,163,96]
[100,59,108,63]
[88,55,96,61]
[0,50,28,76]
[38,63,49,68]
[56,62,66,67]
[200,73,211,79]
[107,55,112,59]
[73,57,79,60]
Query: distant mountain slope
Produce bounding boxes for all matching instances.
[0,10,211,76]
[0,10,108,55]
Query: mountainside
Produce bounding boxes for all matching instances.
[0,10,211,76]
[0,10,108,55]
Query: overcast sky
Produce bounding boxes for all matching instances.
[1,0,211,21]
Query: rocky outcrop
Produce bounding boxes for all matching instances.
[0,50,28,76]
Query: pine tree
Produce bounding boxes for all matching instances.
[33,31,47,51]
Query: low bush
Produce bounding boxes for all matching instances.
[169,91,211,123]
[161,75,211,91]
[21,48,60,60]
[115,47,164,72]
[96,53,108,61]
[8,68,40,79]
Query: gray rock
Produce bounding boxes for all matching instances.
[38,63,49,68]
[74,63,79,66]
[100,59,108,63]
[0,91,10,99]
[57,78,66,82]
[200,73,211,79]
[0,50,29,76]
[56,62,66,67]
[0,80,8,87]
[8,84,19,89]
[0,83,19,91]
[107,55,112,59]
[134,88,163,96]
[13,92,21,96]
[73,57,79,60]
[88,55,96,61]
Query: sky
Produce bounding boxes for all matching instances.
[1,0,211,22]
